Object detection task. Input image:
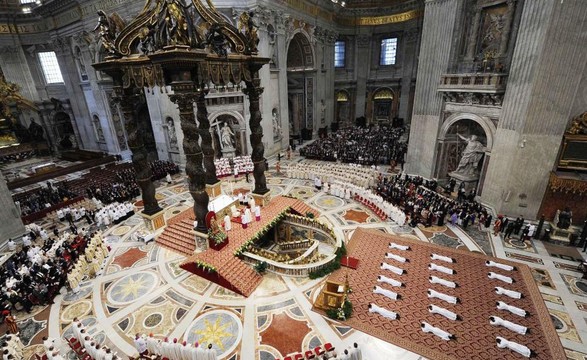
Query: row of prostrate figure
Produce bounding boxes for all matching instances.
[368,243,534,358]
[134,334,217,360]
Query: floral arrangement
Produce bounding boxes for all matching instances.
[194,260,217,273]
[326,299,353,321]
[208,228,227,245]
[233,208,290,256]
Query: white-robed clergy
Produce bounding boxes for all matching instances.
[421,322,454,341]
[488,272,514,284]
[224,214,231,231]
[368,303,398,320]
[377,275,403,288]
[496,337,532,358]
[146,334,160,356]
[349,343,362,360]
[495,287,522,299]
[489,316,528,335]
[428,305,458,321]
[204,343,218,360]
[486,260,515,271]
[373,285,400,300]
[496,301,527,317]
[427,289,458,304]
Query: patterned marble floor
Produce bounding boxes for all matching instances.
[3,154,587,360]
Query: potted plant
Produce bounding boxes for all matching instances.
[208,217,228,250]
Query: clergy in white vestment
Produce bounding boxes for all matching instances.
[205,343,218,360]
[489,316,528,335]
[224,214,231,231]
[146,334,160,356]
[495,287,522,299]
[134,334,147,356]
[428,305,458,321]
[181,341,192,360]
[373,285,400,300]
[349,342,362,360]
[421,322,453,341]
[496,301,527,317]
[368,303,398,320]
[496,337,531,358]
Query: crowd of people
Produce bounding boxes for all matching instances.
[300,125,407,166]
[1,230,97,315]
[13,160,180,218]
[375,173,488,229]
[14,183,78,217]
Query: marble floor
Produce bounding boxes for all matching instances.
[3,154,587,360]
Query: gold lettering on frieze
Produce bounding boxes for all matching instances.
[0,22,48,34]
[337,9,423,26]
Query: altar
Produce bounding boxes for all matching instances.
[209,194,239,221]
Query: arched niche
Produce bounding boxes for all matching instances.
[434,113,497,191]
[369,87,398,124]
[53,112,76,149]
[334,89,352,130]
[287,31,315,141]
[209,111,247,157]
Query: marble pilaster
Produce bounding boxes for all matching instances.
[406,0,463,178]
[0,174,24,245]
[482,0,587,219]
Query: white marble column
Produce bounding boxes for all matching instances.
[482,0,587,219]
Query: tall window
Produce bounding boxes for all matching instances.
[380,38,398,66]
[334,41,345,68]
[38,51,64,84]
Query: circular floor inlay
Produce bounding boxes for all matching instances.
[112,226,132,236]
[61,300,92,322]
[144,313,163,328]
[107,272,158,305]
[184,310,242,358]
[315,195,345,209]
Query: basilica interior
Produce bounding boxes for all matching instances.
[0,0,586,359]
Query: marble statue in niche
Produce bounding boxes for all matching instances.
[454,134,486,175]
[166,117,178,150]
[220,122,235,149]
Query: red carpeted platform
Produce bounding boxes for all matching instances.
[316,228,565,360]
[174,196,319,297]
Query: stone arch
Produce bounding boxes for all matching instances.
[209,111,247,157]
[286,31,315,70]
[439,113,496,150]
[370,87,398,123]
